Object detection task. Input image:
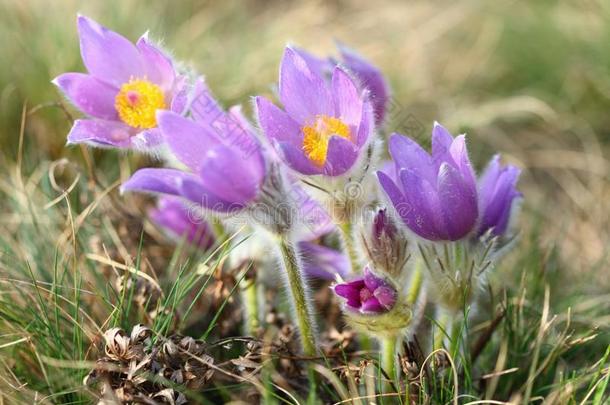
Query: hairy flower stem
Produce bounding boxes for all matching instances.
[339,221,360,272]
[407,262,424,305]
[381,335,399,388]
[241,278,259,336]
[277,237,318,356]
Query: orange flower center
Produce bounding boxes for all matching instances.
[115,79,166,129]
[302,115,351,166]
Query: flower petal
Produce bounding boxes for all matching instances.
[255,96,303,146]
[363,267,384,290]
[129,128,165,150]
[198,144,261,204]
[436,162,478,240]
[331,66,362,127]
[398,168,445,240]
[279,47,332,123]
[374,286,397,309]
[323,136,358,176]
[66,119,134,148]
[53,73,118,120]
[361,297,384,313]
[337,43,390,125]
[157,110,222,172]
[334,280,365,308]
[178,177,241,213]
[136,34,175,90]
[356,99,374,147]
[431,121,454,161]
[150,197,214,249]
[121,168,200,196]
[478,157,522,236]
[388,133,434,182]
[77,15,144,87]
[377,170,411,223]
[275,141,323,175]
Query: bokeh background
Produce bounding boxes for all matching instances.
[1,0,608,294]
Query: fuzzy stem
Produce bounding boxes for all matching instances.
[241,278,259,336]
[277,237,318,356]
[381,336,398,386]
[406,261,424,305]
[338,221,360,273]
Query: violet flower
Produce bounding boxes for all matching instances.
[477,155,522,237]
[377,123,478,241]
[334,267,397,314]
[149,196,215,250]
[53,15,188,150]
[256,46,374,177]
[121,96,265,214]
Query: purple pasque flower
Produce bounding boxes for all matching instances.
[377,123,478,241]
[53,15,188,150]
[291,44,390,126]
[333,267,397,314]
[256,46,374,177]
[121,88,266,214]
[477,155,522,237]
[150,196,215,250]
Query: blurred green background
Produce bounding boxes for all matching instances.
[1,0,609,291]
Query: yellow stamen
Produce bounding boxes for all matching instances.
[302,115,351,166]
[115,79,166,129]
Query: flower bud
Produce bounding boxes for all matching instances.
[333,267,418,336]
[359,208,410,279]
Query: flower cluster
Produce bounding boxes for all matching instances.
[56,16,522,366]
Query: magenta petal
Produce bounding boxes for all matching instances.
[66,119,134,148]
[437,162,478,240]
[121,168,200,196]
[255,96,302,146]
[53,73,118,120]
[136,34,175,90]
[373,286,397,309]
[323,136,358,176]
[331,66,362,127]
[334,280,365,308]
[279,47,333,123]
[363,267,384,290]
[77,15,144,87]
[361,297,384,313]
[157,110,221,171]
